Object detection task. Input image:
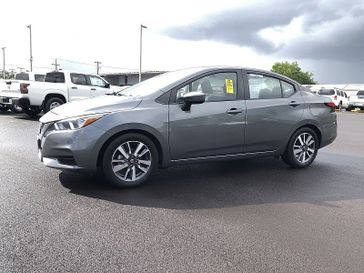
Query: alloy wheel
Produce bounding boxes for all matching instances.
[293,132,316,164]
[111,141,152,182]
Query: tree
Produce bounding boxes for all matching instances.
[271,61,316,84]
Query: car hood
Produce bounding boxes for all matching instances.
[40,95,142,123]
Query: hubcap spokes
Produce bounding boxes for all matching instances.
[293,133,315,164]
[49,102,61,110]
[111,141,151,182]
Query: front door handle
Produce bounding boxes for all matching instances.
[226,108,243,115]
[71,87,78,90]
[289,101,300,107]
[91,88,96,91]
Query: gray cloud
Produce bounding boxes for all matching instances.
[163,0,364,61]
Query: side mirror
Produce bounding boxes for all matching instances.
[178,91,206,111]
[105,83,110,88]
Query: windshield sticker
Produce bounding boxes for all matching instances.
[225,79,234,94]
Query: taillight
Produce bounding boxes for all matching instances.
[325,102,336,112]
[20,83,29,94]
[334,95,337,100]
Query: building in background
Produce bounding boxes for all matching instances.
[102,71,165,86]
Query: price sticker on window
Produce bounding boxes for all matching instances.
[225,79,234,94]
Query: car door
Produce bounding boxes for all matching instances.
[69,73,91,101]
[168,70,246,160]
[244,71,305,153]
[88,75,111,97]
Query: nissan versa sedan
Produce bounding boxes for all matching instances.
[38,67,337,187]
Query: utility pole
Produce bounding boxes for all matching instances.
[27,25,33,72]
[52,58,60,71]
[94,61,101,75]
[1,47,6,79]
[139,24,147,82]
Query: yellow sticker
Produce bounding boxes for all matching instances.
[225,79,234,94]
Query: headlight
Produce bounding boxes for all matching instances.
[54,114,104,131]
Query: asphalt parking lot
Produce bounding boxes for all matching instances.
[1,111,364,273]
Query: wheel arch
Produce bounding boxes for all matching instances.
[42,93,67,108]
[96,126,170,170]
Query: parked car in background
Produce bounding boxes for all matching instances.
[38,66,337,188]
[3,71,125,117]
[317,88,348,110]
[347,90,364,111]
[0,72,45,113]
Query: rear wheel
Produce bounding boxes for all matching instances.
[44,97,64,113]
[23,107,41,118]
[102,133,158,188]
[0,105,8,112]
[282,127,319,168]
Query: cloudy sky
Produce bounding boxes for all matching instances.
[0,0,363,83]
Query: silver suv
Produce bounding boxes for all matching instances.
[38,67,337,187]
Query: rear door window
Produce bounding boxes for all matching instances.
[247,74,282,99]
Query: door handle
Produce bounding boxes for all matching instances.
[289,101,300,107]
[71,87,78,90]
[226,108,243,115]
[91,88,96,91]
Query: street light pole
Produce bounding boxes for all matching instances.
[139,24,147,83]
[95,61,101,75]
[27,25,33,72]
[1,47,5,79]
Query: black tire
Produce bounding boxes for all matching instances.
[9,104,23,113]
[0,105,8,112]
[102,133,158,188]
[338,102,342,111]
[282,127,319,168]
[44,97,64,113]
[23,107,41,118]
[346,106,352,112]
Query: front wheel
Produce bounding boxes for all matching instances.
[0,105,8,112]
[9,104,23,113]
[102,133,158,187]
[282,127,319,168]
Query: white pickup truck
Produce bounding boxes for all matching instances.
[4,70,126,117]
[0,72,45,113]
[347,90,364,111]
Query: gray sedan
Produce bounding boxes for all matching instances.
[38,67,337,187]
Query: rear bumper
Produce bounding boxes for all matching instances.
[320,119,337,148]
[348,102,364,108]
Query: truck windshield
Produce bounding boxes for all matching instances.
[45,72,65,83]
[318,89,335,95]
[117,68,206,97]
[15,73,29,80]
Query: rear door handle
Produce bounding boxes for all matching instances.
[71,87,78,90]
[226,108,243,115]
[289,101,300,107]
[91,88,96,91]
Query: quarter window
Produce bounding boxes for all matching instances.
[70,73,87,85]
[281,81,295,97]
[176,72,237,102]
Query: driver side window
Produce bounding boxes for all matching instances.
[176,72,237,102]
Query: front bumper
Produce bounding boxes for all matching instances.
[37,121,108,172]
[348,102,364,108]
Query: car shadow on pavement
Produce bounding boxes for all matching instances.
[59,156,364,210]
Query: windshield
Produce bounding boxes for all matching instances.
[357,91,364,96]
[318,89,335,95]
[117,68,205,97]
